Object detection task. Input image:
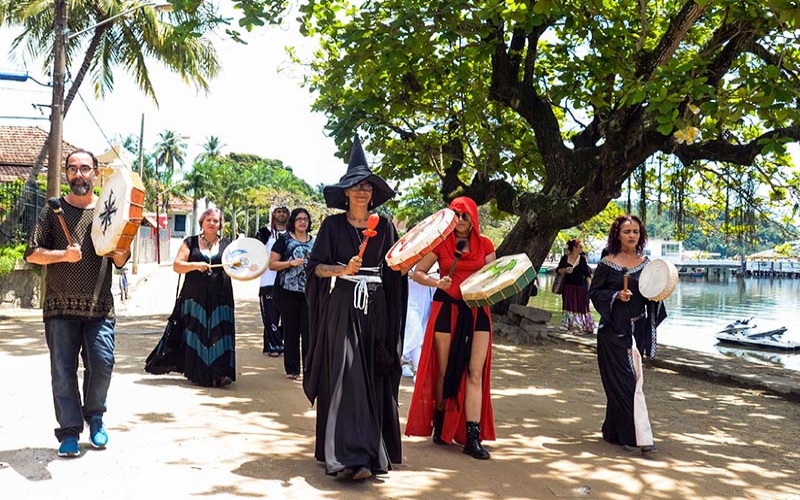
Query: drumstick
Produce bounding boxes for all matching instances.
[47,197,75,246]
[208,260,242,268]
[356,213,380,259]
[448,240,467,278]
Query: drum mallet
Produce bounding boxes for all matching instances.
[447,239,467,278]
[47,197,75,246]
[357,213,380,259]
[622,275,629,294]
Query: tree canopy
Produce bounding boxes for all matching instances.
[221,1,800,298]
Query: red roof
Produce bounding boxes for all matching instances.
[0,125,78,182]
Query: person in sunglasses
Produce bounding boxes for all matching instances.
[303,135,408,481]
[406,196,497,460]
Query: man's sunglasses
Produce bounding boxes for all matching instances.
[453,211,469,221]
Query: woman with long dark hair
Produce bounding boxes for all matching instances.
[269,208,314,379]
[588,214,667,455]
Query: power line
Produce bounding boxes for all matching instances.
[76,89,131,168]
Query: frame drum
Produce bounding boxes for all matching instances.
[639,258,679,301]
[460,253,535,307]
[221,235,269,281]
[91,168,145,256]
[385,208,457,273]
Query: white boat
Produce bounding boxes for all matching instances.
[715,319,800,351]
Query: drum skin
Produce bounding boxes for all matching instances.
[92,168,145,256]
[639,258,678,301]
[221,236,269,281]
[460,253,535,307]
[385,208,456,273]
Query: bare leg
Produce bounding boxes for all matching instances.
[433,331,451,409]
[464,330,490,422]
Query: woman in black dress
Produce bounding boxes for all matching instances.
[304,135,408,481]
[172,207,236,388]
[556,239,595,334]
[588,214,666,455]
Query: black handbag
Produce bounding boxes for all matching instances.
[551,271,565,295]
[144,276,184,375]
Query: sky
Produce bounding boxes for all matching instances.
[0,16,344,188]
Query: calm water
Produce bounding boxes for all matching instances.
[532,273,800,372]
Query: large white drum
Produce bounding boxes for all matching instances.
[92,168,145,256]
[460,253,535,307]
[221,235,269,281]
[639,258,678,301]
[385,208,456,273]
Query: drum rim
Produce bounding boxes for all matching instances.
[461,253,534,305]
[640,258,678,301]
[385,208,456,270]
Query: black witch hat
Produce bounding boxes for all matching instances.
[323,135,395,210]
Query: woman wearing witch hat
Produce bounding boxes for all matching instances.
[303,135,408,480]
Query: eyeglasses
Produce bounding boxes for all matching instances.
[66,165,96,176]
[350,182,374,192]
[295,217,309,222]
[453,211,469,221]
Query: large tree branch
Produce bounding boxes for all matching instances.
[635,0,706,82]
[674,126,800,165]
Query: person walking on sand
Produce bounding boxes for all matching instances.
[25,149,130,458]
[588,214,667,455]
[556,238,595,334]
[303,134,408,481]
[257,204,288,356]
[405,196,497,460]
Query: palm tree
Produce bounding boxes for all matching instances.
[199,136,225,160]
[0,1,222,111]
[153,130,187,217]
[0,0,222,240]
[153,130,187,184]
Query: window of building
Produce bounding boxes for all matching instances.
[662,243,680,256]
[174,214,186,232]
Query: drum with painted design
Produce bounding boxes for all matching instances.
[460,253,535,307]
[91,168,145,256]
[221,235,269,281]
[385,208,457,273]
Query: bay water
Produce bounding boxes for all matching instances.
[531,273,800,372]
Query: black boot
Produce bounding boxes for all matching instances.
[463,421,490,459]
[432,409,446,445]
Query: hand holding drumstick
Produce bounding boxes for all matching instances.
[620,274,632,302]
[47,197,82,262]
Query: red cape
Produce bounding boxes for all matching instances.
[404,301,495,444]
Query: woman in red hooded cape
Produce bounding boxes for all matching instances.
[405,196,496,459]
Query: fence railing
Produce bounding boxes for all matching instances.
[0,182,45,244]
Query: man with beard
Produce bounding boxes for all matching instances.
[25,149,130,458]
[256,204,289,355]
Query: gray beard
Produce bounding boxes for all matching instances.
[69,179,92,196]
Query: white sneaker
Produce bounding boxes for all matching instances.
[402,364,414,378]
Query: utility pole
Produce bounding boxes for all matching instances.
[47,0,67,198]
[132,113,144,274]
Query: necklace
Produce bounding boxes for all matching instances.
[201,235,217,250]
[353,225,364,244]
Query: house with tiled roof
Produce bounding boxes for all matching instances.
[0,125,78,183]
